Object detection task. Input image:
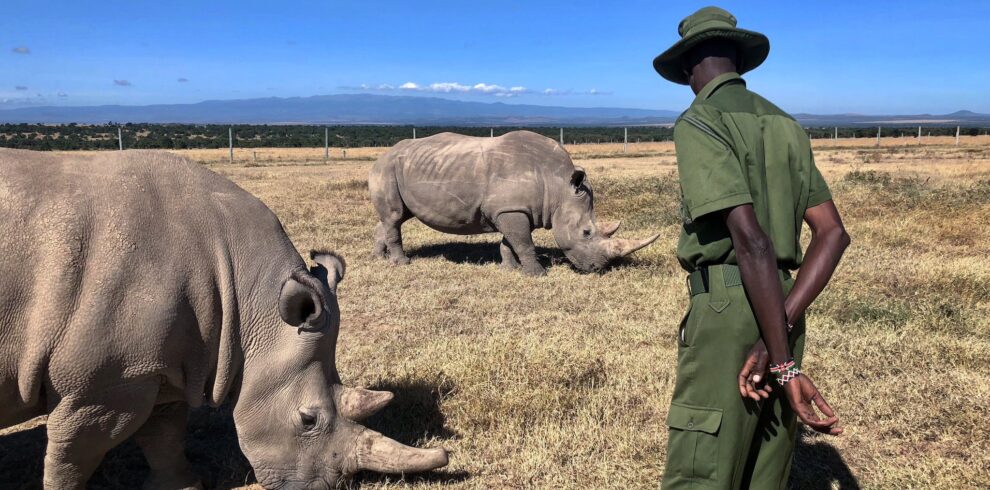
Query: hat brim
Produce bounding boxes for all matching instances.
[653,28,770,85]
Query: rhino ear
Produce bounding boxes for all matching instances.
[279,277,323,327]
[310,250,346,292]
[570,167,587,190]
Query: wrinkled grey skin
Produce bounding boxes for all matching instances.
[369,131,659,275]
[0,149,447,490]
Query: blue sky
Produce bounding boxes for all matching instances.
[2,1,988,114]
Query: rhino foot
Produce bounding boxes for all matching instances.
[389,255,411,266]
[522,262,547,276]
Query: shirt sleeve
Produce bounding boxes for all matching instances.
[807,154,832,208]
[674,117,753,220]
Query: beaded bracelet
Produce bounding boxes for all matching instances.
[774,367,801,385]
[769,359,795,375]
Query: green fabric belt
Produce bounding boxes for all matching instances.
[688,264,790,296]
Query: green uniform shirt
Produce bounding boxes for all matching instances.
[674,72,832,273]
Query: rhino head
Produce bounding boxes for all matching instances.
[551,167,660,272]
[234,251,448,489]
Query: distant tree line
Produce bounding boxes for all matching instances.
[0,123,986,151]
[804,126,988,139]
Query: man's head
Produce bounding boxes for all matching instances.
[684,39,739,94]
[653,6,769,86]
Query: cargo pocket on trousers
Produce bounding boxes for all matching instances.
[666,402,723,482]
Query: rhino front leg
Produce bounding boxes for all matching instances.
[499,237,521,270]
[495,212,545,276]
[134,402,202,490]
[44,380,159,489]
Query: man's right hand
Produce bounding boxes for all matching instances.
[782,373,843,435]
[738,339,772,401]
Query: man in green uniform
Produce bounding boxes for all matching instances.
[653,7,851,489]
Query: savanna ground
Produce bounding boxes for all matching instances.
[1,136,989,489]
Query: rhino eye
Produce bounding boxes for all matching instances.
[298,408,319,431]
[582,229,592,239]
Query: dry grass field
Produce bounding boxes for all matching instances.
[2,137,990,489]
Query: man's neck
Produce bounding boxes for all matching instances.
[689,59,737,95]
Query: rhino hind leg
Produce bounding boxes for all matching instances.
[133,402,202,490]
[495,212,545,276]
[373,219,411,265]
[370,171,412,265]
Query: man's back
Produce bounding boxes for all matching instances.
[674,72,832,272]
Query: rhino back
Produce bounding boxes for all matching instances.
[0,149,297,424]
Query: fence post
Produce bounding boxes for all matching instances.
[876,126,881,147]
[118,126,123,150]
[413,127,416,140]
[559,128,564,146]
[491,128,494,138]
[229,127,234,163]
[624,127,628,153]
[956,126,960,146]
[324,127,329,161]
[834,127,838,140]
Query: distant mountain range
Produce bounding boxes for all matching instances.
[0,93,987,127]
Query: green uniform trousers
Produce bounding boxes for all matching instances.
[661,264,805,490]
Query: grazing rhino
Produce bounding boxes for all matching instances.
[0,149,448,489]
[369,131,659,275]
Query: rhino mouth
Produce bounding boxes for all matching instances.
[254,469,336,490]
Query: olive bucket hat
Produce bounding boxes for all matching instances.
[653,6,770,85]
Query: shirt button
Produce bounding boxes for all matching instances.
[688,419,694,428]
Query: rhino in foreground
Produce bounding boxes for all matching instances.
[369,131,659,275]
[0,149,448,489]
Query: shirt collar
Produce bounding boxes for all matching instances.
[694,72,744,102]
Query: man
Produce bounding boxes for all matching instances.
[653,7,851,489]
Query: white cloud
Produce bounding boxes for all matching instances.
[472,83,505,94]
[57,91,68,97]
[11,46,30,55]
[339,81,609,98]
[429,82,471,93]
[114,79,132,87]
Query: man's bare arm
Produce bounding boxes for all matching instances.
[738,200,849,424]
[784,200,850,324]
[723,204,842,433]
[722,204,790,364]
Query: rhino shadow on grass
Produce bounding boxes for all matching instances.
[407,241,563,268]
[0,377,463,489]
[351,379,470,487]
[408,240,650,275]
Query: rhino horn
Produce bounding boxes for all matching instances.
[598,220,621,237]
[338,386,394,421]
[604,233,661,259]
[347,428,449,474]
